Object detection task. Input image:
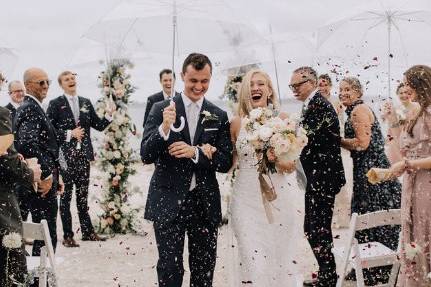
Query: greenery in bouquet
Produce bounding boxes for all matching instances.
[243,107,308,174]
[94,59,140,234]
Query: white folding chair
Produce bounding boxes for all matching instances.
[23,219,56,287]
[336,209,401,287]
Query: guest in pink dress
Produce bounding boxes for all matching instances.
[390,65,431,286]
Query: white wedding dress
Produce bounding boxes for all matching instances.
[228,124,317,286]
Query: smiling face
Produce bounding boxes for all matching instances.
[318,78,332,99]
[24,68,50,102]
[398,84,415,105]
[160,72,174,96]
[181,64,211,102]
[290,72,315,102]
[339,80,361,107]
[249,72,272,109]
[59,72,77,95]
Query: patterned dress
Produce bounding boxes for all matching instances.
[345,100,402,284]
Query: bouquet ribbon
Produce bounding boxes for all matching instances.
[258,172,277,223]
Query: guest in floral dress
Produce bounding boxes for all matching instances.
[339,77,401,285]
[390,65,431,286]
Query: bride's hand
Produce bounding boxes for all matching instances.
[200,144,217,160]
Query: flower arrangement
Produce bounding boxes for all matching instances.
[94,59,140,234]
[243,107,308,174]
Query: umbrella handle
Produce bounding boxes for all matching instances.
[168,101,185,132]
[170,116,185,132]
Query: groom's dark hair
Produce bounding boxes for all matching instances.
[294,66,318,83]
[182,53,212,74]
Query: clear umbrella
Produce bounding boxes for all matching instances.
[316,0,431,98]
[0,47,18,77]
[84,0,264,131]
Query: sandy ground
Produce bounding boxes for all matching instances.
[34,164,354,287]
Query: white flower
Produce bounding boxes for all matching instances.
[116,163,124,175]
[80,106,89,113]
[120,205,131,214]
[202,110,211,117]
[106,163,116,174]
[113,150,121,159]
[105,151,114,160]
[113,175,121,181]
[111,123,119,132]
[258,126,273,142]
[113,214,121,220]
[115,130,123,139]
[264,108,273,117]
[249,108,262,121]
[100,218,108,229]
[113,79,123,90]
[247,131,263,150]
[2,232,22,249]
[120,218,128,228]
[107,201,116,209]
[284,118,296,131]
[405,242,422,261]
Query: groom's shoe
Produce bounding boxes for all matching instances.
[82,233,107,241]
[62,237,80,248]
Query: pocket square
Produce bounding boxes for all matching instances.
[204,128,219,131]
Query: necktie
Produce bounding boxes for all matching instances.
[188,103,199,143]
[72,97,79,124]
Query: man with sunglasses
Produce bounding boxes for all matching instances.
[14,67,64,257]
[290,67,345,287]
[46,71,112,247]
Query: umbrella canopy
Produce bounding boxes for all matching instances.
[316,0,431,98]
[0,47,19,77]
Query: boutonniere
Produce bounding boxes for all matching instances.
[201,110,218,124]
[80,105,89,113]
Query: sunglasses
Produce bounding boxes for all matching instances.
[289,79,310,90]
[29,79,51,86]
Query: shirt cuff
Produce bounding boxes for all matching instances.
[158,124,170,141]
[66,130,72,142]
[191,147,199,164]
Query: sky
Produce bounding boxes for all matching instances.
[1,0,430,106]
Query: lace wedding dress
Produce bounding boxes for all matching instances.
[228,123,317,286]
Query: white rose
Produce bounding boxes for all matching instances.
[116,163,124,175]
[111,123,119,132]
[120,205,131,214]
[113,214,121,220]
[252,121,262,130]
[284,118,296,131]
[105,151,114,160]
[106,163,116,174]
[249,108,262,121]
[108,201,116,209]
[258,126,273,142]
[247,131,263,150]
[264,108,273,117]
[2,232,22,249]
[273,138,291,156]
[115,130,123,139]
[113,150,121,159]
[113,175,121,181]
[120,218,128,228]
[113,79,123,90]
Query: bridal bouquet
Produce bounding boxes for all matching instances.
[243,107,308,175]
[243,107,308,223]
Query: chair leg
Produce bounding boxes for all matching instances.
[353,242,365,287]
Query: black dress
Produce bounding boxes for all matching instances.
[345,100,401,284]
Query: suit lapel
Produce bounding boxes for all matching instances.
[193,99,207,146]
[173,95,191,144]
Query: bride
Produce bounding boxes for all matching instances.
[228,69,316,286]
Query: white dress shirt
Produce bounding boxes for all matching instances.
[159,92,203,190]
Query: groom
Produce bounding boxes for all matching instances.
[291,67,345,286]
[141,53,233,287]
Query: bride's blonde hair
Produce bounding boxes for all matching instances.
[237,69,279,117]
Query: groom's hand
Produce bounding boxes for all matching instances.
[162,102,176,135]
[168,141,196,159]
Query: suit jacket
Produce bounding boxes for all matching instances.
[143,91,181,127]
[46,95,111,162]
[0,107,34,234]
[300,92,345,195]
[141,94,233,226]
[4,103,17,124]
[14,96,59,197]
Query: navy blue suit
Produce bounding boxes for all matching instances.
[47,95,110,239]
[141,94,232,286]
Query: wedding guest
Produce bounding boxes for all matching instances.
[47,71,111,247]
[4,80,32,223]
[5,81,25,122]
[318,73,353,228]
[14,67,63,256]
[382,83,420,164]
[339,76,401,285]
[389,65,431,286]
[143,69,180,127]
[1,105,41,286]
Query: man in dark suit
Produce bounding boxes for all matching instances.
[1,106,42,285]
[290,66,345,287]
[141,53,233,287]
[14,67,63,256]
[47,71,111,247]
[5,80,32,222]
[143,69,180,127]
